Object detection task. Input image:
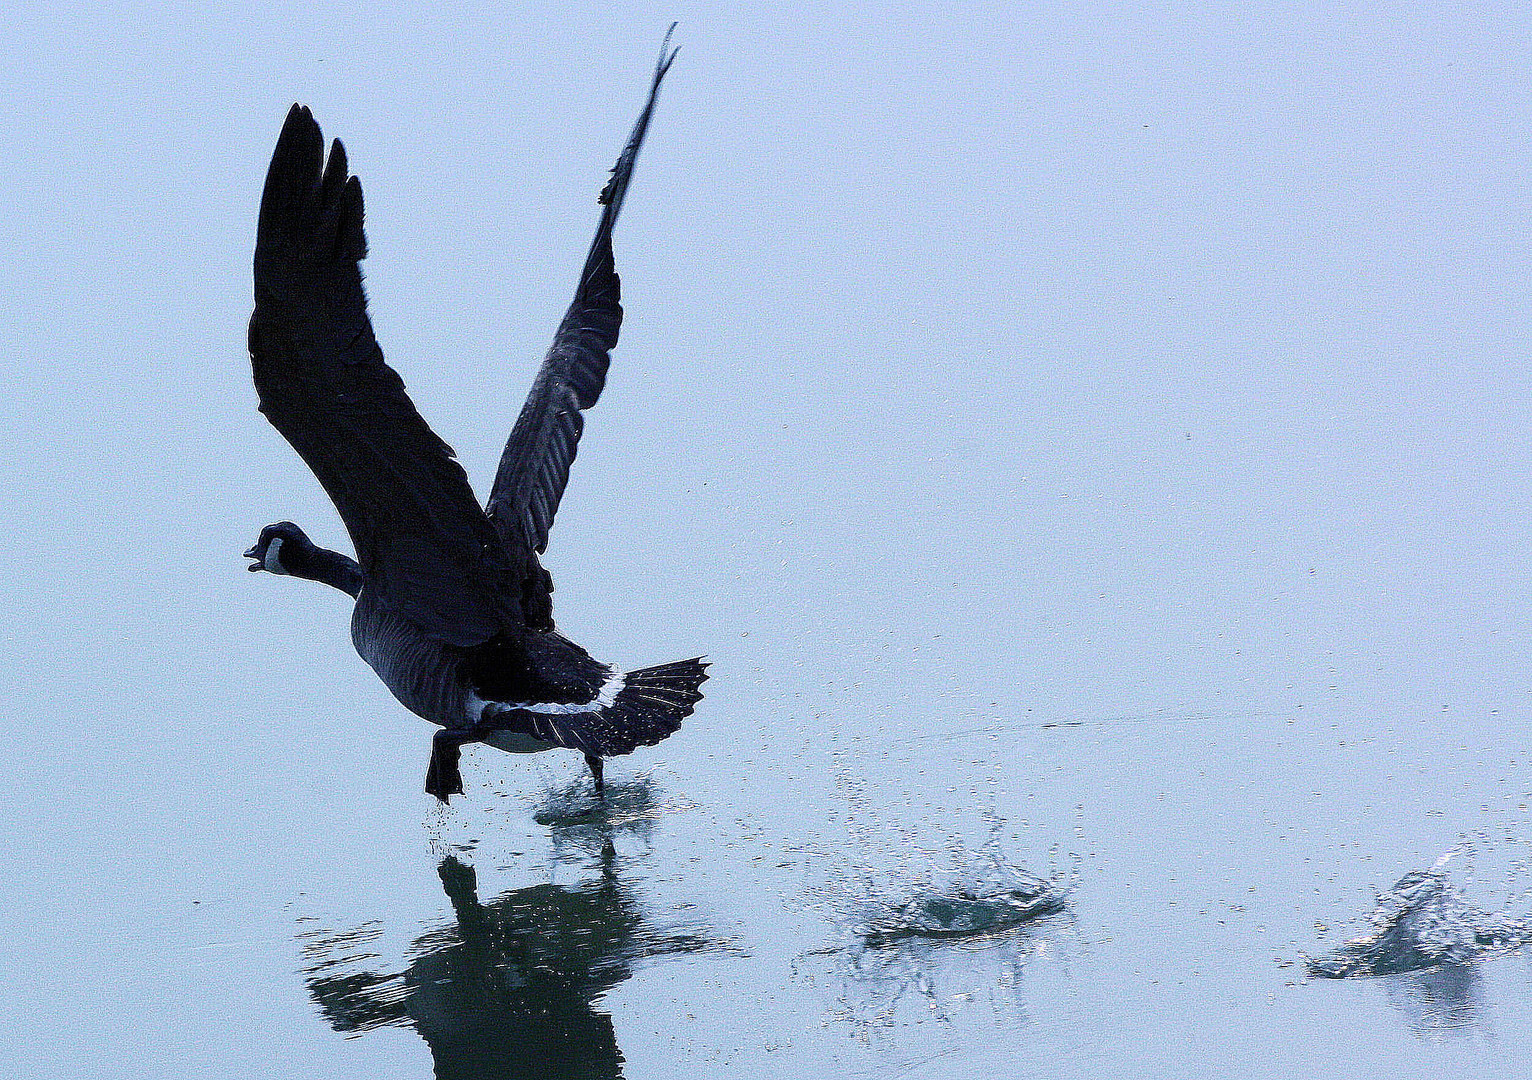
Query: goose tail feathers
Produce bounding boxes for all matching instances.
[597,657,709,755]
[483,658,709,759]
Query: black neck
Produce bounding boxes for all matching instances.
[290,542,364,598]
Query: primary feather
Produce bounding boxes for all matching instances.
[486,33,678,624]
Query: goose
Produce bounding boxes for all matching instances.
[243,31,706,803]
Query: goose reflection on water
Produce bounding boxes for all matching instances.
[302,781,729,1079]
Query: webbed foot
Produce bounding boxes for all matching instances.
[426,730,470,803]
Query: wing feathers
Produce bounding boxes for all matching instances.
[252,27,678,639]
[251,104,516,645]
[487,29,677,589]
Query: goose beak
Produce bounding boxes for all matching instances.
[244,545,264,571]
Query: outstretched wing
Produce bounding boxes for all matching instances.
[485,28,678,571]
[249,105,516,646]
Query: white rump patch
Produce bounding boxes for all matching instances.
[505,669,626,714]
[473,670,627,756]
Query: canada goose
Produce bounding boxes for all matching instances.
[244,31,706,803]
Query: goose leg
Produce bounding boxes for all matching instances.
[426,729,471,803]
[584,752,605,797]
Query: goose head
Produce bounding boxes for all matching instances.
[245,521,311,576]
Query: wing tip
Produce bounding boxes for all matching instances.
[656,23,679,82]
[258,104,369,268]
[595,27,677,208]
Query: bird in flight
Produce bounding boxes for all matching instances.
[244,29,706,802]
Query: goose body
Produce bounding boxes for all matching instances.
[244,32,706,801]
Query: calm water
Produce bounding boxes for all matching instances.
[7,7,1532,1078]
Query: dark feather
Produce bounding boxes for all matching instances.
[250,104,518,646]
[486,28,678,625]
[461,629,608,706]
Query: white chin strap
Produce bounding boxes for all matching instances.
[264,536,290,575]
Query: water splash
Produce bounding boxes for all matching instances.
[809,760,1072,945]
[850,841,1068,945]
[797,808,1071,1032]
[1308,854,1532,978]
